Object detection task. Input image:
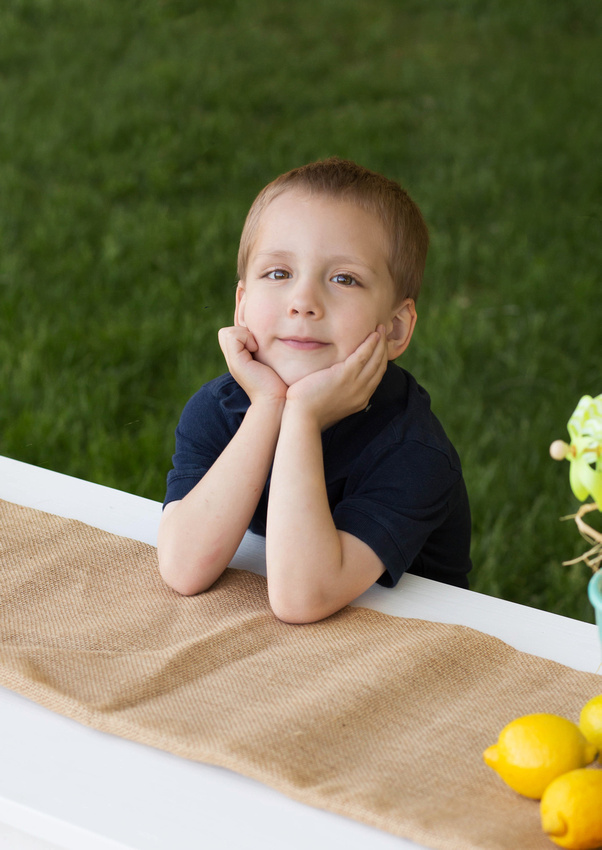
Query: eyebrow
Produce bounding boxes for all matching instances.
[330,255,379,275]
[252,250,379,275]
[252,250,295,260]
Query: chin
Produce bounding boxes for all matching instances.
[277,370,310,387]
[257,350,340,387]
[272,363,321,387]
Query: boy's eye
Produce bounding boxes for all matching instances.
[266,269,291,280]
[332,273,358,287]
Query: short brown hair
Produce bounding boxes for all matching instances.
[237,157,429,302]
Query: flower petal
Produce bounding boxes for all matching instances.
[570,457,593,502]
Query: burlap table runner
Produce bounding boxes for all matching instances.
[1,499,600,849]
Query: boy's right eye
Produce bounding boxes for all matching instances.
[266,269,291,280]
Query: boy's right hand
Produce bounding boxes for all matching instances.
[218,326,288,407]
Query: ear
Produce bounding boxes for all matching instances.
[234,281,247,327]
[386,299,417,360]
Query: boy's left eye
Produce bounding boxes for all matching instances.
[331,273,358,287]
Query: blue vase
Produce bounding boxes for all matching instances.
[588,570,602,653]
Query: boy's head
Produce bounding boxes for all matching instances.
[234,158,428,386]
[237,157,429,304]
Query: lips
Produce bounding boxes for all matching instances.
[279,337,329,350]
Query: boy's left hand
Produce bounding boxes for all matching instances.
[285,325,388,430]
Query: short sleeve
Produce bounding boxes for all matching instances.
[332,440,471,589]
[163,383,237,507]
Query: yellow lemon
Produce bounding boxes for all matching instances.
[580,695,602,756]
[540,768,602,849]
[483,713,597,799]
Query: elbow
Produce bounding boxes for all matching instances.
[158,557,202,596]
[157,523,220,597]
[157,545,215,597]
[166,580,203,598]
[270,604,320,625]
[268,588,334,625]
[266,554,345,624]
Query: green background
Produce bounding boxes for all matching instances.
[1,0,600,620]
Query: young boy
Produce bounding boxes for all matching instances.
[158,158,471,623]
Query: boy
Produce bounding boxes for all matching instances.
[158,158,471,623]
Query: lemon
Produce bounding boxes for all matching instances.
[541,768,602,849]
[580,695,602,756]
[483,713,598,799]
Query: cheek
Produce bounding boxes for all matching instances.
[242,298,276,338]
[339,309,379,345]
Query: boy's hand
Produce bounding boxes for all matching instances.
[285,325,388,430]
[218,326,288,406]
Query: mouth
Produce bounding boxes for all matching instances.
[278,337,329,351]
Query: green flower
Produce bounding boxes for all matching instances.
[565,395,602,504]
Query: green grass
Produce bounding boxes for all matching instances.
[1,0,601,620]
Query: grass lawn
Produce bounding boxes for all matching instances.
[1,0,600,620]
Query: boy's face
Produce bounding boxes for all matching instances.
[235,189,415,386]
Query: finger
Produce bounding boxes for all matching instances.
[218,327,234,359]
[350,327,386,374]
[222,325,259,351]
[349,330,388,394]
[238,327,259,353]
[351,329,380,363]
[218,326,258,360]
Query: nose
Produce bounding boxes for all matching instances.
[287,275,324,319]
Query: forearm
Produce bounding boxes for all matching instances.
[265,333,392,622]
[158,400,283,595]
[266,404,347,622]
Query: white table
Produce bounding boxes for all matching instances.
[0,456,599,850]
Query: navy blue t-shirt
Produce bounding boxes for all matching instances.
[164,362,472,590]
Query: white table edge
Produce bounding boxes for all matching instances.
[0,455,600,850]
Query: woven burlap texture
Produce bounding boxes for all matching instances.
[1,499,600,850]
